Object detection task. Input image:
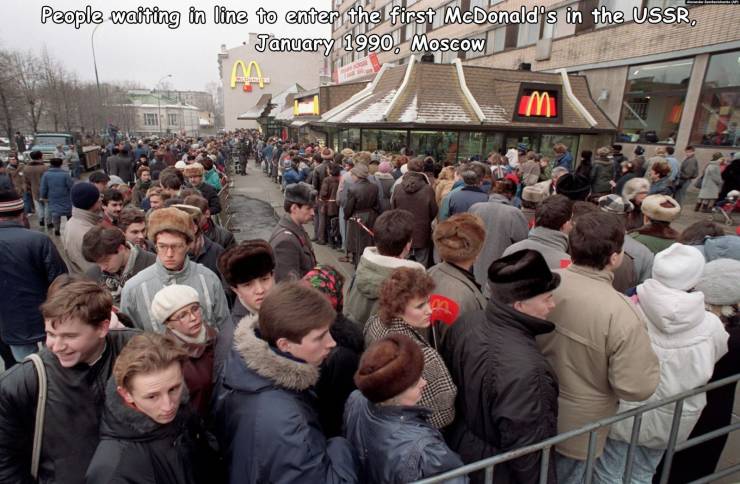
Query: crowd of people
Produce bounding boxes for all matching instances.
[0,130,738,484]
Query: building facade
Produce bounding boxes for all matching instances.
[218,34,327,130]
[329,0,740,163]
[114,90,203,137]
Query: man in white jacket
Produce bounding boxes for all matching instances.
[601,243,728,483]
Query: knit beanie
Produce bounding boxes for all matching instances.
[150,284,200,326]
[71,182,100,210]
[378,161,392,174]
[652,243,705,291]
[354,334,424,403]
[695,258,740,306]
[433,213,486,264]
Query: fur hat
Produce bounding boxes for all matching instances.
[320,148,334,160]
[172,204,203,225]
[218,239,275,286]
[350,164,369,179]
[433,213,486,264]
[488,249,561,304]
[340,148,355,159]
[285,182,317,206]
[150,284,200,327]
[555,174,591,201]
[354,151,372,165]
[696,258,740,306]
[622,177,650,202]
[598,194,634,214]
[354,334,424,403]
[71,182,100,210]
[183,162,204,177]
[147,207,194,243]
[407,158,424,173]
[652,243,705,291]
[641,195,681,222]
[522,184,549,204]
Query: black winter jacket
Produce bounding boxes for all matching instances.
[0,221,67,345]
[195,182,221,215]
[441,299,559,484]
[211,316,358,484]
[0,330,137,484]
[86,380,220,484]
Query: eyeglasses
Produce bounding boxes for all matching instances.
[156,243,187,253]
[168,303,201,324]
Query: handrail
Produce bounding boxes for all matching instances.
[413,373,740,483]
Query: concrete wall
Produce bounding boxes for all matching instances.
[219,34,325,130]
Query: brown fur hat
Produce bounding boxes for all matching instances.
[354,334,424,403]
[433,213,486,263]
[147,207,194,243]
[218,239,275,287]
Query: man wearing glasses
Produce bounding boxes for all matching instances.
[121,207,230,333]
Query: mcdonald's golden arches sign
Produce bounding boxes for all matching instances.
[230,60,271,92]
[513,83,563,123]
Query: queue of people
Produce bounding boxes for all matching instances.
[0,131,738,484]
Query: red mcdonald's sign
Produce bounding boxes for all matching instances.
[513,84,563,123]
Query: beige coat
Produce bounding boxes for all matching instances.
[537,264,660,460]
[23,162,47,200]
[62,207,101,275]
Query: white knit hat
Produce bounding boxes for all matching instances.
[652,243,705,291]
[150,285,200,327]
[696,258,740,306]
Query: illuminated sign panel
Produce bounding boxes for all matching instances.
[230,61,271,92]
[294,95,320,116]
[513,83,562,123]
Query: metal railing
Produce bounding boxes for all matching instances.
[413,373,740,484]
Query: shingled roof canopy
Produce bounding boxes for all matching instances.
[320,61,614,133]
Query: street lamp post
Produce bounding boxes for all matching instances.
[155,74,172,136]
[91,19,109,138]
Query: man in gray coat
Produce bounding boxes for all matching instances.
[107,148,133,184]
[269,183,318,282]
[469,179,529,290]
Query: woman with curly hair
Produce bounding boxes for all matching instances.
[364,267,457,429]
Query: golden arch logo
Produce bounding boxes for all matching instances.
[230,61,271,92]
[514,84,562,123]
[518,91,556,117]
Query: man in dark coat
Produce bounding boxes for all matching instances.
[211,282,359,483]
[184,163,221,215]
[312,148,334,241]
[107,148,133,184]
[184,194,236,250]
[0,189,67,361]
[269,182,318,282]
[344,164,379,265]
[391,158,438,267]
[0,279,137,483]
[447,163,489,217]
[442,249,560,484]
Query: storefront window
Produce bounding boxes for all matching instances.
[338,128,360,151]
[458,132,485,160]
[691,50,740,148]
[618,59,693,145]
[539,134,579,159]
[361,129,408,152]
[483,133,504,158]
[410,131,459,163]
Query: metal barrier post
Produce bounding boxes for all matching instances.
[583,431,599,484]
[483,465,494,484]
[658,399,685,484]
[623,412,643,482]
[539,447,551,484]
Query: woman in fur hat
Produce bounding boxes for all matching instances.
[622,177,651,231]
[630,194,681,254]
[364,267,457,429]
[344,334,465,484]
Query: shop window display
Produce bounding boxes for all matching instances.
[691,50,740,148]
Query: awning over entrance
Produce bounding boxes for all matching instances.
[237,93,272,120]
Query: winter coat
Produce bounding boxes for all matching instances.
[448,186,488,217]
[131,180,151,208]
[62,207,101,275]
[107,155,133,183]
[195,182,221,215]
[442,298,558,484]
[205,220,236,250]
[502,226,570,271]
[630,223,679,255]
[120,258,231,333]
[374,173,395,212]
[23,161,47,200]
[211,316,359,484]
[39,167,73,216]
[320,175,340,217]
[86,243,156,306]
[345,178,380,256]
[590,157,614,194]
[519,160,541,186]
[0,330,137,484]
[86,380,219,484]
[699,159,723,200]
[365,316,457,429]
[427,261,486,346]
[0,221,67,345]
[624,235,654,285]
[694,235,740,262]
[190,236,224,281]
[214,305,255,383]
[609,280,728,448]
[649,175,674,196]
[283,168,305,185]
[6,163,25,194]
[312,161,329,192]
[269,214,316,282]
[679,155,699,181]
[719,158,740,200]
[343,391,466,484]
[554,151,573,171]
[166,326,217,418]
[438,180,464,221]
[390,172,438,249]
[469,195,529,289]
[317,313,364,438]
[537,264,660,459]
[344,247,426,327]
[204,168,222,191]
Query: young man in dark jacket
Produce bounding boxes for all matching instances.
[442,249,561,484]
[212,282,358,484]
[0,279,137,483]
[0,189,67,362]
[269,182,317,282]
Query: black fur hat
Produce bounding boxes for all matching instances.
[488,249,561,304]
[218,240,275,287]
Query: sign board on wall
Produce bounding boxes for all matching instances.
[294,95,320,116]
[230,60,271,92]
[334,53,381,84]
[513,83,563,124]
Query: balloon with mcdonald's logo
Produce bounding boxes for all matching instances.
[430,294,460,326]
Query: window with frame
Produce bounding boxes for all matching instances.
[618,59,694,145]
[167,113,177,126]
[441,50,459,64]
[516,18,539,46]
[541,7,574,39]
[595,0,642,28]
[144,113,158,126]
[465,33,487,59]
[469,0,487,10]
[489,0,504,5]
[646,0,683,7]
[486,27,505,54]
[690,50,740,148]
